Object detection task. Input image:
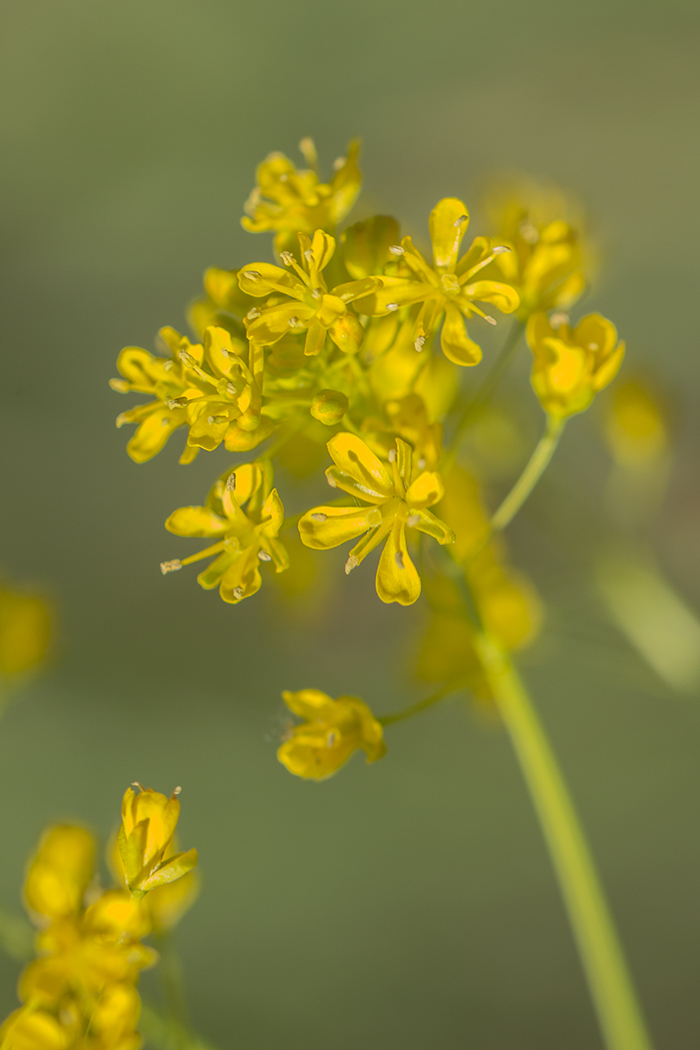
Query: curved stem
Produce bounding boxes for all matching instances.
[490,414,565,533]
[473,631,654,1050]
[379,682,463,726]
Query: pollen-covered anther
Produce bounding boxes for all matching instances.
[304,250,314,262]
[485,315,497,326]
[160,560,182,575]
[345,555,359,575]
[333,157,344,170]
[327,476,338,488]
[389,245,405,256]
[178,351,197,367]
[493,244,511,254]
[163,360,173,371]
[243,270,261,281]
[311,512,327,522]
[232,586,244,600]
[171,786,182,797]
[279,251,294,266]
[167,397,188,409]
[414,335,426,352]
[386,302,399,312]
[454,214,469,227]
[288,316,302,328]
[258,549,272,562]
[417,457,426,470]
[246,308,261,320]
[395,551,405,569]
[407,514,420,527]
[226,473,236,491]
[388,448,397,463]
[226,382,239,396]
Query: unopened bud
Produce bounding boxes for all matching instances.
[310,389,349,425]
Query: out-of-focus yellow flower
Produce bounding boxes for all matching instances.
[0,586,52,679]
[111,325,273,464]
[161,461,289,604]
[362,393,443,471]
[118,785,197,900]
[278,688,385,780]
[24,826,95,924]
[239,230,378,355]
[242,138,361,255]
[299,433,454,605]
[604,376,668,467]
[527,311,625,417]
[89,982,141,1049]
[341,215,400,279]
[0,1006,67,1050]
[353,198,519,365]
[482,177,588,319]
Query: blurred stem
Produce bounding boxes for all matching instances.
[139,1002,217,1050]
[473,630,654,1050]
[154,929,191,1040]
[490,413,565,532]
[379,682,463,726]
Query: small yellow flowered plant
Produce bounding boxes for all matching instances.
[278,688,386,780]
[118,784,198,900]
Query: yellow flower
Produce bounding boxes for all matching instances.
[0,1007,67,1050]
[239,229,378,356]
[242,138,361,255]
[0,586,52,679]
[111,325,273,464]
[24,826,95,924]
[118,784,198,900]
[298,433,454,606]
[161,461,289,604]
[361,393,443,471]
[277,689,385,780]
[353,197,520,365]
[604,376,668,467]
[527,311,625,417]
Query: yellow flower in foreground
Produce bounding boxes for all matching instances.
[0,1007,67,1050]
[299,433,454,606]
[24,826,95,924]
[239,229,378,355]
[527,311,625,417]
[278,689,385,780]
[118,784,198,900]
[242,138,361,255]
[161,461,288,604]
[605,376,668,467]
[0,586,52,679]
[353,197,520,365]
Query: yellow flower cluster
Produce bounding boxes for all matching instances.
[1,786,198,1049]
[110,138,625,780]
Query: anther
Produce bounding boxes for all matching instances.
[246,308,261,320]
[132,782,146,791]
[178,350,197,367]
[333,157,344,170]
[304,250,314,261]
[227,382,239,396]
[243,270,261,280]
[226,473,236,491]
[163,360,173,371]
[311,512,327,522]
[232,586,244,600]
[327,731,336,747]
[280,252,294,266]
[485,315,497,326]
[414,335,426,352]
[407,514,420,527]
[550,312,569,329]
[311,289,322,300]
[386,302,399,312]
[258,549,272,562]
[417,457,426,470]
[345,555,359,574]
[493,244,511,254]
[454,214,468,227]
[288,316,302,327]
[167,397,188,409]
[395,551,405,569]
[389,245,404,256]
[171,786,182,797]
[327,476,338,488]
[388,448,397,463]
[160,559,182,575]
[588,342,598,351]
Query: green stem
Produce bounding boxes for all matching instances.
[490,414,565,533]
[473,631,654,1050]
[379,682,463,726]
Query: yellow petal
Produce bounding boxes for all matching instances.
[126,408,187,463]
[224,417,276,451]
[526,310,556,354]
[299,506,377,549]
[405,471,445,508]
[282,688,336,719]
[219,549,262,603]
[237,262,300,298]
[592,342,625,392]
[429,198,470,271]
[375,519,421,605]
[304,319,326,356]
[406,507,455,545]
[196,551,235,590]
[165,506,227,538]
[246,302,315,345]
[573,313,618,358]
[329,312,364,353]
[352,277,429,316]
[440,304,482,366]
[326,432,394,498]
[462,280,520,314]
[310,229,336,271]
[261,488,284,536]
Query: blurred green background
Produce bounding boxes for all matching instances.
[1,0,699,1047]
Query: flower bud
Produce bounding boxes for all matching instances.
[118,785,198,900]
[310,389,349,426]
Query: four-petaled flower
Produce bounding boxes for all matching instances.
[161,461,289,604]
[242,138,361,255]
[353,197,520,366]
[527,311,625,417]
[118,784,198,900]
[277,689,386,780]
[238,229,379,356]
[298,433,454,606]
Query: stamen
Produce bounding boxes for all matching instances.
[167,397,189,409]
[304,250,314,261]
[395,551,405,569]
[227,382,240,396]
[226,473,236,491]
[171,786,182,797]
[279,173,288,182]
[345,555,359,574]
[246,308,261,320]
[178,350,197,367]
[311,289,322,300]
[417,457,426,470]
[232,586,244,600]
[388,449,397,463]
[493,245,511,254]
[485,315,497,326]
[288,316,302,328]
[389,245,405,256]
[163,360,173,371]
[414,335,426,352]
[327,476,337,488]
[131,782,146,791]
[326,731,336,747]
[160,560,182,575]
[407,514,420,527]
[311,512,327,521]
[454,214,469,227]
[386,302,399,312]
[280,251,294,266]
[243,270,261,281]
[258,549,272,562]
[224,537,240,552]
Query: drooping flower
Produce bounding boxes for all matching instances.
[242,138,361,256]
[278,689,385,780]
[527,311,625,417]
[238,229,379,356]
[298,433,454,606]
[161,460,289,604]
[352,198,520,366]
[118,784,198,900]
